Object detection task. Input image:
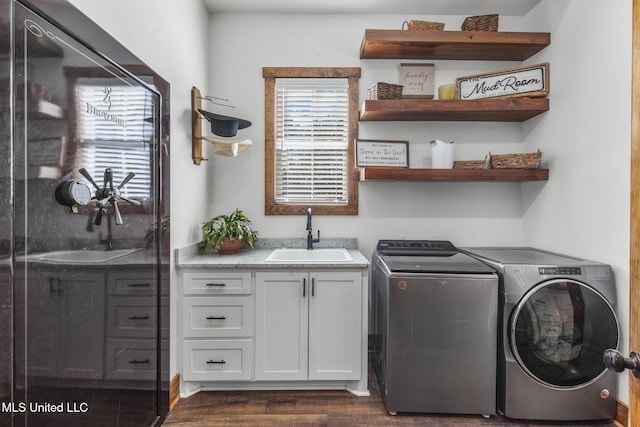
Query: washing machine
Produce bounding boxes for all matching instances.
[372,240,498,416]
[461,247,619,421]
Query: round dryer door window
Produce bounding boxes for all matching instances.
[510,279,618,388]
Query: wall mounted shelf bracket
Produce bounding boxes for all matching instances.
[191,86,206,165]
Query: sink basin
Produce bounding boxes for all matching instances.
[28,248,142,263]
[265,248,353,263]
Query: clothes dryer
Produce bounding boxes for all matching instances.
[461,247,619,421]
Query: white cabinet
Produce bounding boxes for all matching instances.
[21,269,105,379]
[178,265,369,397]
[181,271,254,382]
[255,271,362,381]
[105,269,169,382]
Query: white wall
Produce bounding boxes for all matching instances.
[67,0,212,376]
[207,13,531,258]
[521,0,632,402]
[66,0,633,406]
[207,3,632,403]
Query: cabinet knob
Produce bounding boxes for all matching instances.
[206,316,226,320]
[206,359,226,365]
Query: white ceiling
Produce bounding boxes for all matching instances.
[202,0,542,16]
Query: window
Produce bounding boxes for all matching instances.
[263,67,360,215]
[73,76,157,202]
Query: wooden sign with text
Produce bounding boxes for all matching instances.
[457,63,549,100]
[399,63,435,99]
[356,139,409,168]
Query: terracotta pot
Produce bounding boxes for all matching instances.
[218,237,246,255]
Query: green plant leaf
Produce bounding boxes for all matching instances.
[199,208,258,254]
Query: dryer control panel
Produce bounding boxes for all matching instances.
[539,266,582,275]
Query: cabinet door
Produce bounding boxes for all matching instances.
[255,272,308,381]
[24,270,105,379]
[57,272,105,379]
[308,272,362,380]
[25,271,60,378]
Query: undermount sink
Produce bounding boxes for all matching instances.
[265,248,353,263]
[28,248,142,263]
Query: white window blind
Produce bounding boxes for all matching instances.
[74,78,155,200]
[275,78,349,205]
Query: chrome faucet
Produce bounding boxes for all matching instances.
[306,208,320,250]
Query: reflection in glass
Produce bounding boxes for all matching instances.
[7,2,169,425]
[73,77,156,202]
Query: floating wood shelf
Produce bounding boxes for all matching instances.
[30,99,65,119]
[359,167,549,182]
[360,98,549,122]
[360,30,551,61]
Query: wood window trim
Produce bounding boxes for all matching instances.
[263,67,361,216]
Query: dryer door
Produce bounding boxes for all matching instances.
[510,279,618,388]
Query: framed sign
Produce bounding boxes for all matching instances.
[399,63,435,99]
[27,137,66,166]
[356,139,409,168]
[457,63,549,100]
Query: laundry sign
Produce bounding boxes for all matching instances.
[457,63,549,100]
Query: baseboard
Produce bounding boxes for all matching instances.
[169,374,180,411]
[614,400,628,427]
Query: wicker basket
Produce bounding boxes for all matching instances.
[453,159,489,169]
[368,82,404,100]
[402,20,445,31]
[490,150,542,169]
[461,14,499,32]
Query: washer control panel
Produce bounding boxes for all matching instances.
[376,240,457,256]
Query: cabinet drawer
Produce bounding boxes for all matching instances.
[107,296,169,339]
[110,272,169,296]
[183,297,252,338]
[183,340,252,381]
[105,339,169,381]
[182,271,251,295]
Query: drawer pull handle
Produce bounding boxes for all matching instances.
[206,316,226,320]
[206,359,226,365]
[128,359,150,364]
[128,315,150,320]
[128,283,150,288]
[206,283,226,287]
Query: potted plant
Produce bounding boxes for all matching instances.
[198,208,258,255]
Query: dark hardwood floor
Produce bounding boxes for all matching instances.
[163,356,615,427]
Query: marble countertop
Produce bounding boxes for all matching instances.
[175,238,370,269]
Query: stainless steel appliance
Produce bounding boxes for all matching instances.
[461,247,619,421]
[371,240,498,416]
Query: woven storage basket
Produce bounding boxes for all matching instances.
[368,82,403,100]
[402,20,445,31]
[490,150,541,169]
[453,159,488,169]
[461,14,499,31]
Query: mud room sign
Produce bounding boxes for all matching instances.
[457,63,549,100]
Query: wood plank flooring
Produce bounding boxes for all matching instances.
[163,356,615,427]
